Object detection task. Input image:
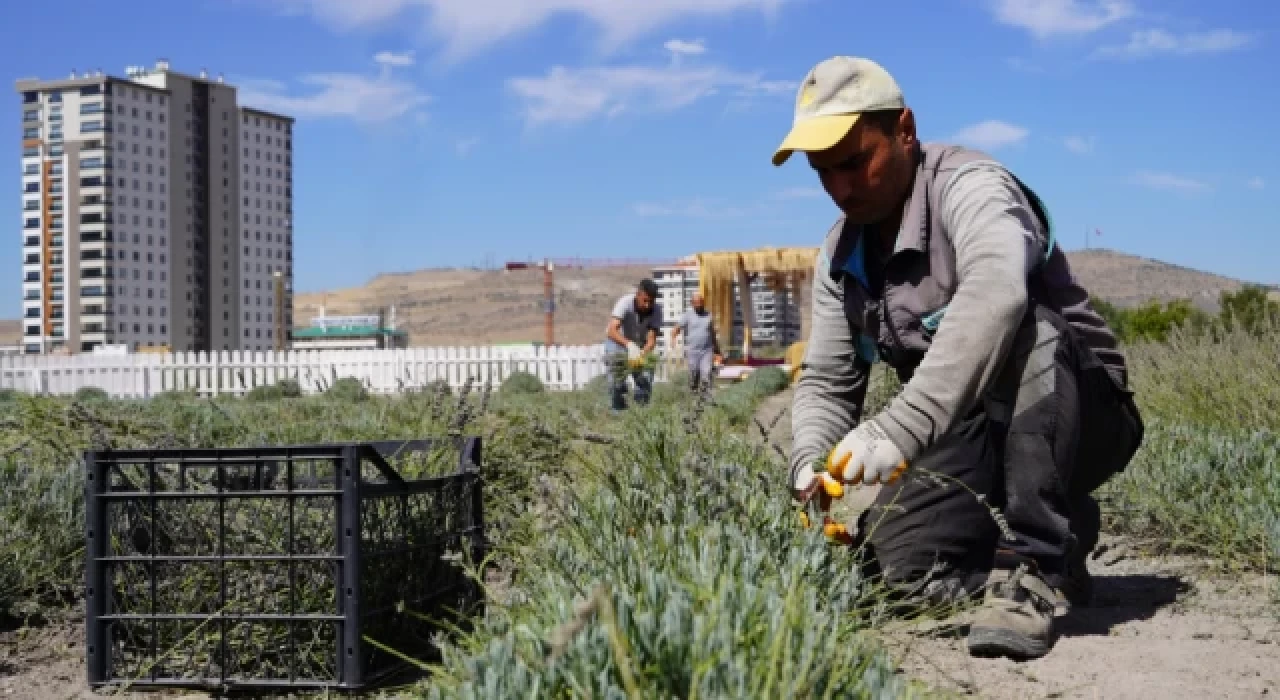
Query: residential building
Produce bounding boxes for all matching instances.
[651,258,804,354]
[15,59,293,355]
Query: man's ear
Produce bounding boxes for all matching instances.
[898,108,917,146]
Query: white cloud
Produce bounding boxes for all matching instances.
[1093,28,1257,59]
[989,0,1134,39]
[951,120,1030,151]
[374,50,416,67]
[1130,170,1211,193]
[507,55,792,126]
[238,60,430,122]
[268,0,787,62]
[1064,135,1095,154]
[455,137,481,156]
[1247,176,1265,190]
[771,186,824,199]
[631,198,750,219]
[664,38,707,58]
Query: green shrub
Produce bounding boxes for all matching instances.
[713,366,792,425]
[1218,285,1280,336]
[1102,421,1280,570]
[74,386,110,403]
[421,393,913,699]
[422,379,453,397]
[245,377,303,402]
[1099,322,1280,570]
[582,374,609,395]
[500,370,545,395]
[326,376,370,402]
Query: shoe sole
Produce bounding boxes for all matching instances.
[966,626,1050,660]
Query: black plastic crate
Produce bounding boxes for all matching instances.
[84,437,486,692]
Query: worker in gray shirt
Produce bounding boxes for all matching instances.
[671,292,722,393]
[772,56,1144,660]
[604,279,663,410]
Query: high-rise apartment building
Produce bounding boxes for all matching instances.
[651,258,804,354]
[15,59,293,355]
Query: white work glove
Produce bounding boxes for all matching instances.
[626,341,642,359]
[791,463,844,504]
[791,462,853,544]
[827,420,909,486]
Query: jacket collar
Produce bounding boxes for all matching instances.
[827,143,931,278]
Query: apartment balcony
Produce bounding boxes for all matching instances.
[79,231,112,248]
[80,311,113,327]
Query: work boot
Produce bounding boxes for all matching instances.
[1056,549,1094,610]
[966,561,1057,660]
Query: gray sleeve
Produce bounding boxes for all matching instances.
[611,295,631,319]
[874,161,1043,459]
[789,248,870,483]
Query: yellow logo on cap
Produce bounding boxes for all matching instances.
[800,86,815,107]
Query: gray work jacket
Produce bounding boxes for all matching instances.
[790,142,1128,480]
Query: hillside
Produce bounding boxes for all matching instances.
[294,264,659,347]
[0,320,19,347]
[289,249,1259,346]
[0,250,1260,349]
[1064,249,1250,312]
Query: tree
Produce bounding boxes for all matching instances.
[1089,296,1211,344]
[1218,285,1280,336]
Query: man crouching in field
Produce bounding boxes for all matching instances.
[604,279,663,411]
[777,56,1145,660]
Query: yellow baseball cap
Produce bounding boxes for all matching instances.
[771,56,906,166]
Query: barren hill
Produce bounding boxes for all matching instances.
[289,249,1259,347]
[1064,249,1249,312]
[0,250,1254,350]
[0,320,19,347]
[294,264,658,347]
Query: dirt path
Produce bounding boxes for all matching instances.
[0,611,206,700]
[756,387,1280,699]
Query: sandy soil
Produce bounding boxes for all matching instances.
[752,387,1280,699]
[0,610,212,699]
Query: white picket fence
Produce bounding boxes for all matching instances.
[0,345,684,399]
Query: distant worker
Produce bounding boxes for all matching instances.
[671,292,722,393]
[774,56,1144,660]
[604,279,664,411]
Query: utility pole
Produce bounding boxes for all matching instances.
[543,259,555,347]
[273,271,286,352]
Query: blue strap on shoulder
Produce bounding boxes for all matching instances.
[841,234,881,365]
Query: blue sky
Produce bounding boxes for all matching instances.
[3,0,1276,317]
